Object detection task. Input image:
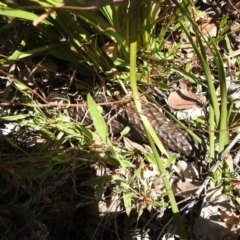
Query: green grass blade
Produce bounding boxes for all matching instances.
[210,39,229,152]
[0,5,48,23]
[128,2,187,238]
[87,94,112,147]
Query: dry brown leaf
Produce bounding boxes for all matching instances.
[141,164,160,180]
[197,17,217,37]
[176,160,199,181]
[219,209,240,226]
[194,187,239,240]
[102,42,118,60]
[175,107,205,121]
[164,41,174,51]
[123,137,150,153]
[172,181,201,197]
[179,78,193,90]
[181,36,196,59]
[97,190,123,216]
[231,180,240,196]
[168,89,198,110]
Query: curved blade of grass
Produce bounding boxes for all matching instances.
[210,38,230,191]
[1,1,113,70]
[87,94,112,147]
[48,9,113,70]
[74,10,127,49]
[82,174,128,203]
[0,20,21,33]
[210,39,229,152]
[81,175,125,187]
[123,191,132,216]
[0,4,49,23]
[176,20,219,125]
[174,1,230,191]
[5,137,29,155]
[128,2,187,238]
[0,114,30,121]
[1,42,70,67]
[171,66,202,84]
[172,0,220,160]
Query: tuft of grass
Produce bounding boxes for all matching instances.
[1,0,238,238]
[173,0,231,191]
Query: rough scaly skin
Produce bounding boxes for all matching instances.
[69,98,204,157]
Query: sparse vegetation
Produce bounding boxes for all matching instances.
[0,0,240,239]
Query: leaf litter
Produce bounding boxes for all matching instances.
[1,0,240,239]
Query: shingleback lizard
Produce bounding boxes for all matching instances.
[69,96,204,158]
